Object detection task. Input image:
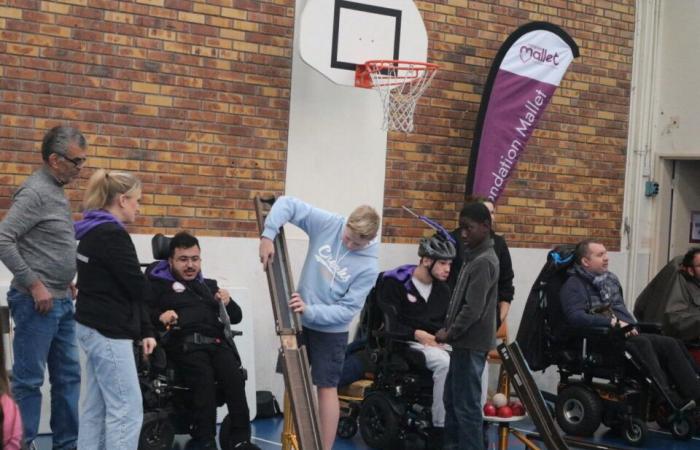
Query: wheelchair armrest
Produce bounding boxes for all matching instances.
[635,322,662,334]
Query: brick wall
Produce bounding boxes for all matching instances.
[383,0,634,250]
[0,0,293,236]
[0,1,634,248]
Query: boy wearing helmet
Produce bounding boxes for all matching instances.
[378,234,456,444]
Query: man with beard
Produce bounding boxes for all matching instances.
[148,232,259,450]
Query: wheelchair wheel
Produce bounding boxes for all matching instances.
[337,416,359,438]
[138,413,175,450]
[670,416,695,440]
[622,417,647,446]
[555,385,602,436]
[359,394,400,449]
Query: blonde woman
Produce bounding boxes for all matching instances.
[73,169,156,449]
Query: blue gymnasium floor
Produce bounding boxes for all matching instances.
[32,416,700,449]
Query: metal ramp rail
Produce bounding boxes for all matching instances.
[255,196,322,450]
[498,342,627,450]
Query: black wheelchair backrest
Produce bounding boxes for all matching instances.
[356,273,385,347]
[152,233,171,260]
[515,244,576,370]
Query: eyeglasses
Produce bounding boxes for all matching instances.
[175,256,201,263]
[58,153,87,167]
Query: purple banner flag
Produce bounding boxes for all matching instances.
[466,22,579,203]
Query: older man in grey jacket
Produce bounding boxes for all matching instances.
[436,203,499,450]
[0,126,87,450]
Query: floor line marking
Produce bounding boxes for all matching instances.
[252,436,283,446]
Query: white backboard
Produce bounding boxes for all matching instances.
[299,0,428,86]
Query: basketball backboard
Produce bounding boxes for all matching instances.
[299,0,428,87]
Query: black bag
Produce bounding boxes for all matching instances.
[255,390,282,419]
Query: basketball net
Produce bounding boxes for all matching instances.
[356,60,438,133]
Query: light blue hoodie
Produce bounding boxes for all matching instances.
[262,196,379,333]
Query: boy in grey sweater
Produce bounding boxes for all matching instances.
[436,203,499,450]
[0,126,87,450]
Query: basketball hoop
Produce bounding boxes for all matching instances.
[355,60,438,133]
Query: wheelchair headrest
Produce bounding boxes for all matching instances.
[152,234,171,260]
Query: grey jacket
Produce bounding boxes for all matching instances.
[444,238,499,352]
[665,273,700,341]
[0,166,76,298]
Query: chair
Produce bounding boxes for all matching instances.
[353,275,435,449]
[486,322,510,399]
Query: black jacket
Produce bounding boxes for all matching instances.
[147,270,242,344]
[449,229,514,303]
[560,271,636,328]
[378,265,451,338]
[75,222,154,340]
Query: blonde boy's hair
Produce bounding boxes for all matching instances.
[346,205,380,239]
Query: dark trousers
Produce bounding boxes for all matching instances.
[169,343,250,441]
[625,334,700,402]
[443,348,487,450]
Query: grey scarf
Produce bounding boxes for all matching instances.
[571,264,623,315]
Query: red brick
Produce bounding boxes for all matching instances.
[0,0,632,244]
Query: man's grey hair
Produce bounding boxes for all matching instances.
[41,126,87,162]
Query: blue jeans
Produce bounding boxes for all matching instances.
[76,323,143,450]
[7,288,80,449]
[443,348,487,450]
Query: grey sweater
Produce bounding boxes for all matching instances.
[0,166,76,298]
[444,238,499,352]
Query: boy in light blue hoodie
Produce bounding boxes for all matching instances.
[259,196,380,450]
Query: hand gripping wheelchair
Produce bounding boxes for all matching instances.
[516,245,697,446]
[137,234,250,450]
[338,274,437,450]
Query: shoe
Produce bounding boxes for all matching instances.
[429,427,444,450]
[665,390,686,410]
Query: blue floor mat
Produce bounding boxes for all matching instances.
[32,416,700,449]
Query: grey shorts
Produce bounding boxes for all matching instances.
[300,327,349,388]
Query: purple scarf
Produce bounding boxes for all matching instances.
[74,210,124,240]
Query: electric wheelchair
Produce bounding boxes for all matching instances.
[137,234,248,450]
[516,245,698,446]
[338,274,436,450]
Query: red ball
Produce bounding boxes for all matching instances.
[497,405,513,418]
[511,403,525,416]
[483,403,497,416]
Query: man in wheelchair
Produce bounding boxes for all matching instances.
[147,231,259,450]
[560,239,700,411]
[377,234,456,443]
[635,247,700,344]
